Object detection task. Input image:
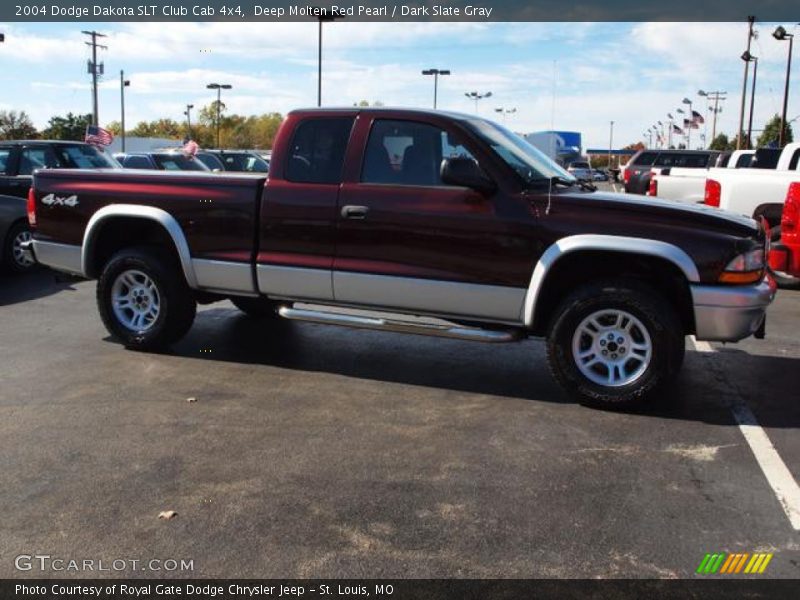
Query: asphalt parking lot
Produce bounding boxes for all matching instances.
[1,269,799,579]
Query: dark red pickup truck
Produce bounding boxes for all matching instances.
[25,108,775,408]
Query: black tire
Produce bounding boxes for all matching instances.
[231,296,279,318]
[3,220,36,274]
[546,280,685,410]
[768,226,800,289]
[96,246,196,350]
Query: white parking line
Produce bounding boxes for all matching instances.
[689,335,800,530]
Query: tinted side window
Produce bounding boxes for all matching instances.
[633,152,657,166]
[0,149,11,175]
[362,119,476,186]
[123,156,154,169]
[286,117,354,184]
[18,147,62,175]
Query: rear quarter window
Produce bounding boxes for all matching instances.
[0,148,11,175]
[286,117,354,184]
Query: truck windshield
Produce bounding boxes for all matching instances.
[466,119,575,185]
[55,144,120,169]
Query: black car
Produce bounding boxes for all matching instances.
[622,149,720,194]
[114,152,210,171]
[0,140,119,272]
[196,149,269,173]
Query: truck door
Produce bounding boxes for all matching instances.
[334,116,528,323]
[257,116,355,302]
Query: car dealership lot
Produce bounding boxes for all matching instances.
[1,271,798,578]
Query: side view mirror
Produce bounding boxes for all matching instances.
[440,157,496,194]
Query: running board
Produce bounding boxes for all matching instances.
[277,306,522,343]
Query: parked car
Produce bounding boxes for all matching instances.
[768,181,800,287]
[114,152,210,171]
[196,150,269,173]
[25,108,774,409]
[566,161,593,181]
[592,169,609,182]
[622,149,720,195]
[0,140,119,272]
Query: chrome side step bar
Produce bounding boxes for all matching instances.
[278,306,523,343]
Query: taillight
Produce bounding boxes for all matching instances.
[27,187,37,228]
[704,179,721,207]
[623,168,632,183]
[648,178,658,196]
[782,182,800,237]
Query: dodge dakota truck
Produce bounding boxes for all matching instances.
[24,108,775,409]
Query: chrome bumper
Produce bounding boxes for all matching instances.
[691,276,776,342]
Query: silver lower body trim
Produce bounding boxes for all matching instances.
[691,277,775,342]
[31,241,83,276]
[192,259,255,294]
[257,265,333,301]
[334,271,526,323]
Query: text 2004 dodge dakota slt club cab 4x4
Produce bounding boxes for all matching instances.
[24,108,776,408]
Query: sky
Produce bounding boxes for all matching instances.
[0,21,797,149]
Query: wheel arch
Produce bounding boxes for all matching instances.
[81,204,197,287]
[523,235,699,332]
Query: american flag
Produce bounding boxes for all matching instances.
[182,139,199,156]
[691,110,705,125]
[673,124,684,134]
[85,125,114,146]
[683,118,699,130]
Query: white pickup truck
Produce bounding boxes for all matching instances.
[650,144,800,226]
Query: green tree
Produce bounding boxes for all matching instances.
[757,114,794,148]
[128,118,182,139]
[41,113,92,141]
[709,133,731,151]
[0,110,39,140]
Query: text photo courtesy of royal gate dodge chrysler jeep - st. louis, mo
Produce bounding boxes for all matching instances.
[1,1,799,599]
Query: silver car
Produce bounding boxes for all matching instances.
[567,161,593,181]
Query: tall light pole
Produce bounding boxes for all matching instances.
[421,69,450,109]
[206,83,231,148]
[314,8,344,107]
[737,16,756,149]
[82,30,107,126]
[699,89,726,143]
[773,26,795,147]
[741,51,758,148]
[120,71,130,152]
[608,120,614,169]
[682,97,693,149]
[494,107,517,123]
[183,104,194,138]
[465,91,492,113]
[667,113,675,148]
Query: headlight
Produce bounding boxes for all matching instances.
[718,248,765,284]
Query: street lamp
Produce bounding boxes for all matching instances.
[465,91,492,113]
[741,51,758,148]
[206,83,232,148]
[773,26,794,147]
[183,104,194,138]
[314,7,345,107]
[120,70,130,152]
[682,97,693,149]
[421,68,450,109]
[494,107,517,123]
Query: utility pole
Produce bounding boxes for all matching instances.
[608,120,614,169]
[120,71,130,152]
[737,16,755,150]
[184,104,194,137]
[700,90,727,142]
[82,30,107,126]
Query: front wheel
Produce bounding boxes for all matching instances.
[546,280,684,409]
[97,246,196,350]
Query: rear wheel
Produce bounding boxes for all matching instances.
[546,280,684,409]
[97,246,196,350]
[231,296,279,318]
[3,221,36,273]
[769,226,800,289]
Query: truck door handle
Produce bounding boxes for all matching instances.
[341,205,369,220]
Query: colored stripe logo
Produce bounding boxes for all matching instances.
[696,552,773,574]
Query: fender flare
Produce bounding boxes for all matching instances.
[521,234,700,327]
[81,204,198,288]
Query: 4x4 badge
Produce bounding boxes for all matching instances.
[41,193,79,207]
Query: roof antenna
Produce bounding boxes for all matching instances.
[546,60,557,215]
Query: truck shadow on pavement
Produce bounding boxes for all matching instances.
[153,307,800,428]
[0,269,78,307]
